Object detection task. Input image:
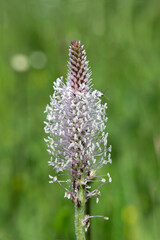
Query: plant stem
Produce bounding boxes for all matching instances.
[86,198,91,240]
[75,186,86,240]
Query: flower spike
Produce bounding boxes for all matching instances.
[44,41,112,239]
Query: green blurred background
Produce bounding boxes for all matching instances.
[0,0,160,239]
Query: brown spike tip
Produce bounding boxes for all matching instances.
[71,40,81,47]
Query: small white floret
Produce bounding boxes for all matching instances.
[64,192,68,198]
[108,145,112,152]
[101,178,106,183]
[53,176,57,182]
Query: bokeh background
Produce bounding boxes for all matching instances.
[1,0,160,239]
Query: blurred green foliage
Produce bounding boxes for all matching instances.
[0,0,160,239]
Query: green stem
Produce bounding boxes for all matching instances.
[86,197,91,240]
[75,187,86,240]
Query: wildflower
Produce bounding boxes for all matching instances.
[44,40,111,238]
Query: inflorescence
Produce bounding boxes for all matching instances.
[44,40,112,207]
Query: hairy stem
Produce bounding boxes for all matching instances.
[75,187,86,240]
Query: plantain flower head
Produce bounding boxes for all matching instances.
[44,40,112,204]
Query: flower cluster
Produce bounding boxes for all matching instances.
[44,40,112,205]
